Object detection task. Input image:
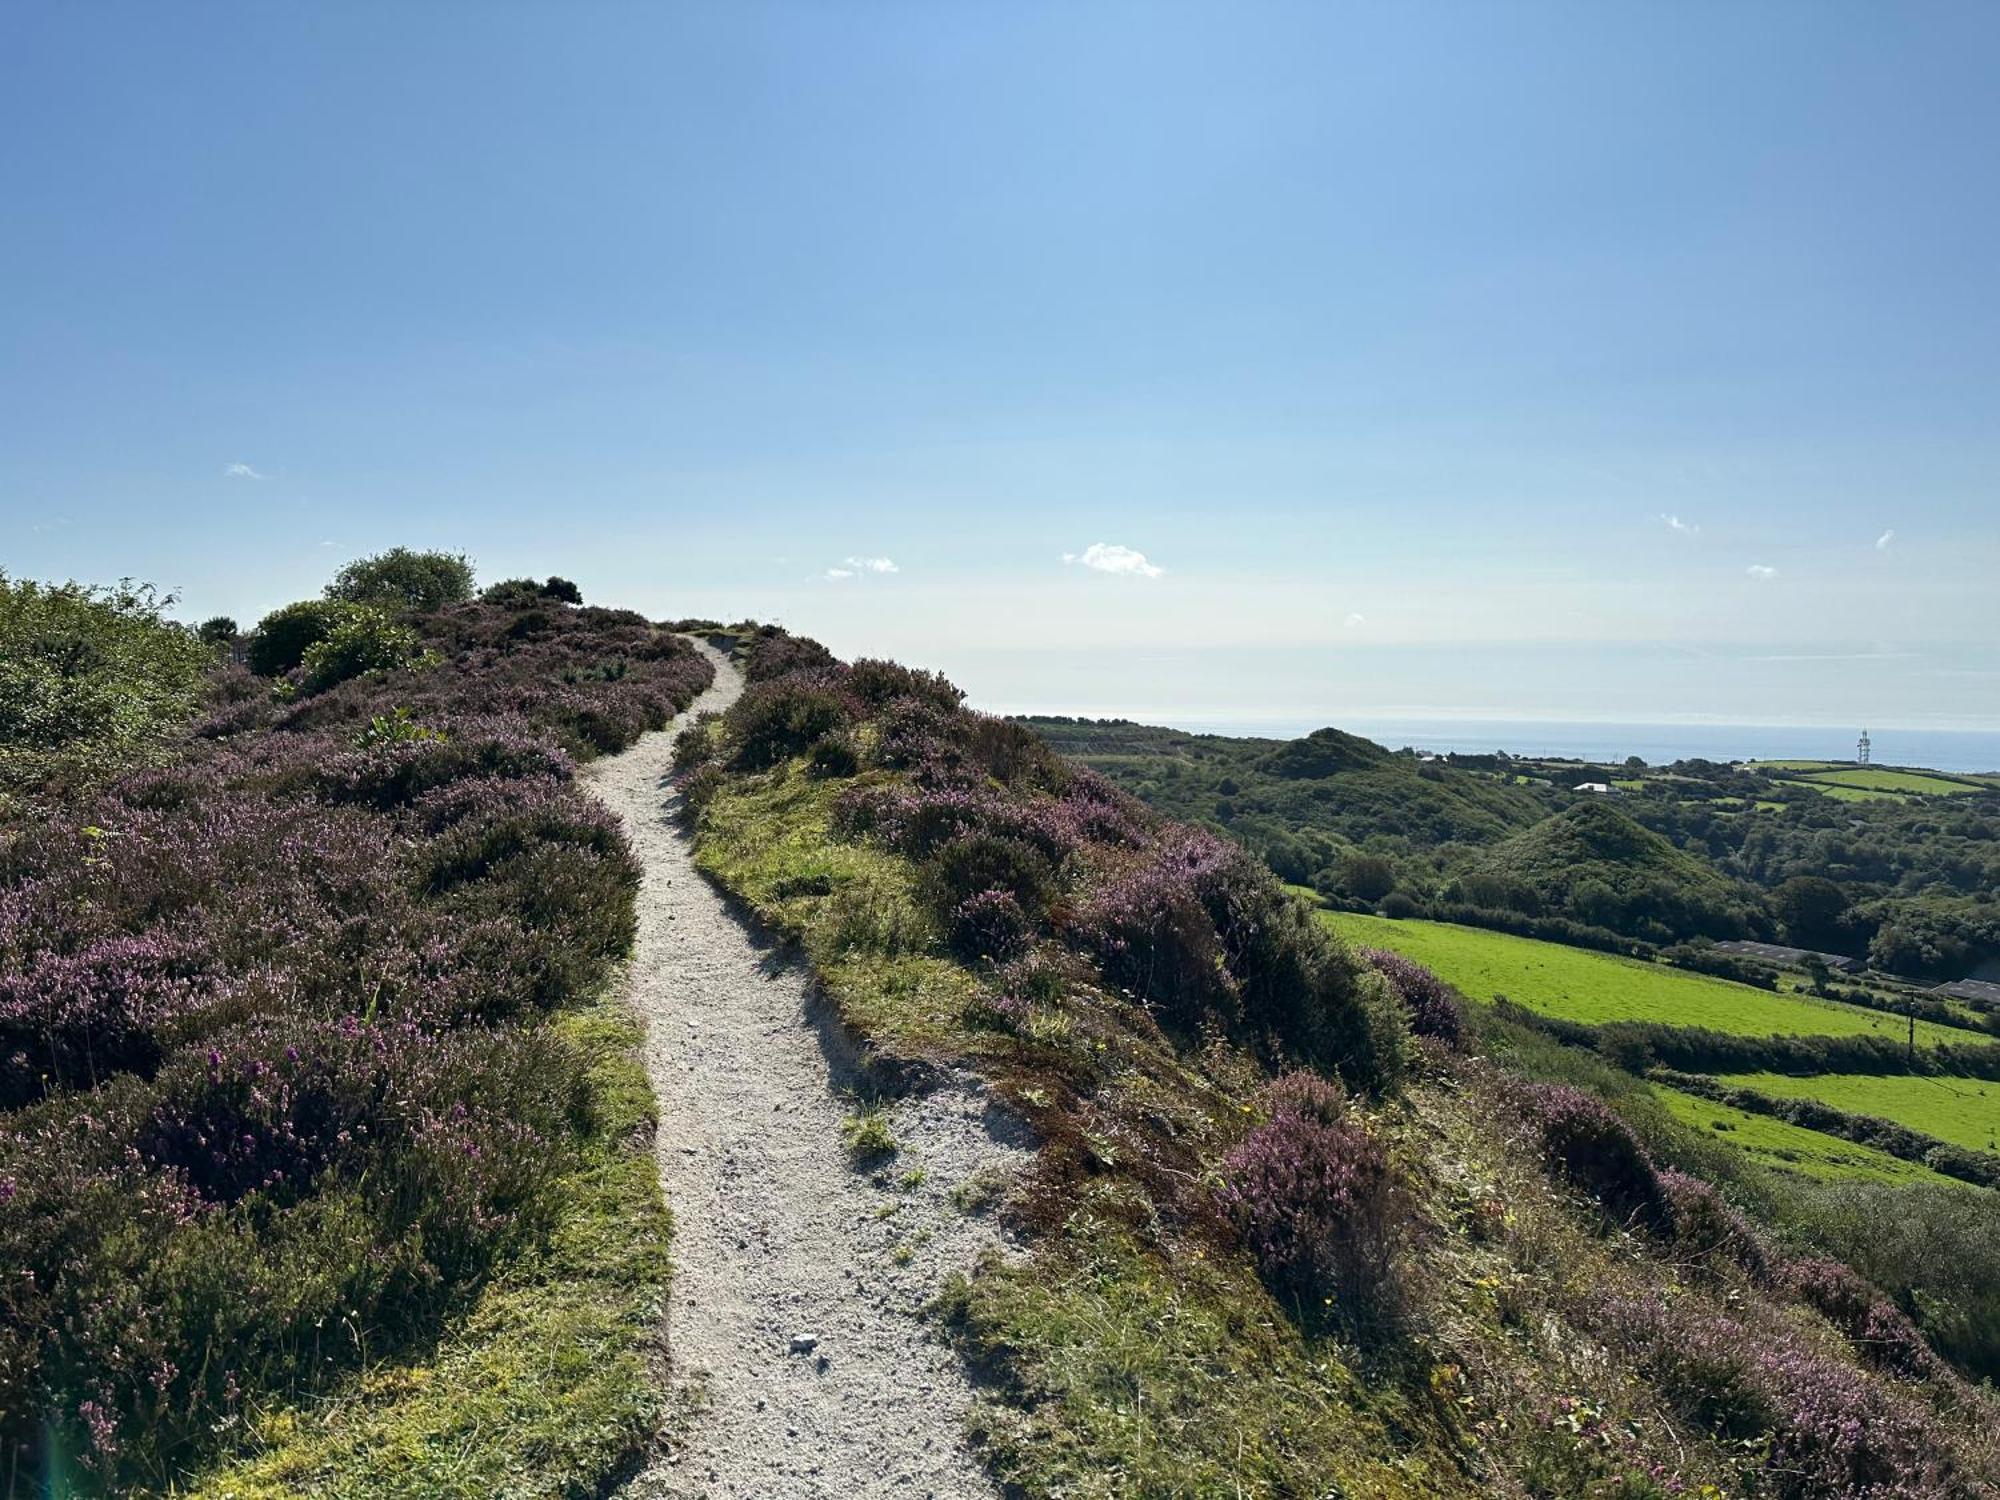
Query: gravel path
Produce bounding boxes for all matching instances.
[583,639,1025,1500]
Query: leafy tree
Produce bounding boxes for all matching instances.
[247,599,354,677]
[326,548,475,611]
[1338,853,1397,903]
[1774,875,1852,952]
[196,615,238,644]
[540,575,583,605]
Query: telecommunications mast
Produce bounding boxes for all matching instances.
[1857,729,1872,765]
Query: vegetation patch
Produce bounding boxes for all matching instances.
[1323,911,1963,1044]
[1717,1070,2000,1154]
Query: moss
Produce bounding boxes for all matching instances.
[178,992,671,1500]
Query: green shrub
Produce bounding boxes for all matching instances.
[0,574,210,793]
[247,599,355,677]
[325,548,475,611]
[297,609,435,696]
[726,679,855,770]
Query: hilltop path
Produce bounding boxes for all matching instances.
[583,638,1021,1500]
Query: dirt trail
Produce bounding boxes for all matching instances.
[583,639,1025,1500]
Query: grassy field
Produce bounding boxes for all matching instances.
[1322,910,1968,1045]
[1655,1087,1955,1185]
[1794,767,1983,796]
[1720,1071,2000,1155]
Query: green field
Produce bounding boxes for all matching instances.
[1795,767,1982,796]
[1322,910,1967,1045]
[1805,782,1910,804]
[1656,1087,1955,1185]
[1720,1072,2000,1155]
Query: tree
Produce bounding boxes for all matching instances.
[1774,875,1852,952]
[325,548,474,611]
[1337,853,1397,903]
[540,576,583,605]
[195,616,238,644]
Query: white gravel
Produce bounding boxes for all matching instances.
[582,639,1027,1500]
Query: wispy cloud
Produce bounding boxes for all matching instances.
[1746,563,1778,579]
[1660,513,1699,535]
[1343,612,1367,629]
[1063,542,1163,578]
[821,566,855,581]
[223,462,266,480]
[844,556,898,574]
[1875,529,1896,551]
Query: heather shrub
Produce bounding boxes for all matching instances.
[672,711,724,773]
[1217,1073,1400,1329]
[947,889,1035,963]
[742,630,838,681]
[325,546,475,610]
[1359,947,1464,1047]
[1517,1082,1670,1231]
[677,762,726,818]
[809,728,861,777]
[846,657,964,711]
[1076,834,1239,1029]
[1783,1257,1937,1378]
[921,831,1056,920]
[247,598,354,676]
[1657,1167,1770,1281]
[296,607,435,695]
[726,676,856,769]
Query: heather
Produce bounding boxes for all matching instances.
[685,626,2000,1500]
[0,576,709,1492]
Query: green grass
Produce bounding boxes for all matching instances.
[1803,782,1910,803]
[1719,1071,2000,1155]
[1323,910,1968,1046]
[691,764,986,1065]
[1655,1087,1952,1184]
[182,993,672,1500]
[1795,767,1982,796]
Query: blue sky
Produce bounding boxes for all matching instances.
[3,2,1997,728]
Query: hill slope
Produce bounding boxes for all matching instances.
[1471,799,1763,940]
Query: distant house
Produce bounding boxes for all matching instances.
[1712,939,1863,974]
[1573,781,1618,795]
[1934,978,2000,1008]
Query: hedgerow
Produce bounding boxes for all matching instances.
[0,580,709,1492]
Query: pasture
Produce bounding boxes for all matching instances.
[1322,910,1968,1045]
[1655,1087,1956,1185]
[1720,1071,2000,1155]
[1794,767,1983,796]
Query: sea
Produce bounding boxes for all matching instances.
[1145,718,2000,775]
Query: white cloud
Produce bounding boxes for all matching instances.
[223,462,265,480]
[1746,564,1778,579]
[1875,529,1896,551]
[1344,612,1367,629]
[1661,513,1699,534]
[821,567,856,581]
[844,556,898,574]
[1066,542,1163,578]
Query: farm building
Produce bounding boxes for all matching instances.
[1573,781,1618,795]
[1711,939,1864,974]
[1934,978,2000,1008]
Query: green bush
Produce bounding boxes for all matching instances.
[297,609,435,695]
[247,599,355,677]
[0,574,210,794]
[325,548,475,611]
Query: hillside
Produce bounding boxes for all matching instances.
[1472,799,1764,941]
[1020,716,1552,887]
[7,579,2000,1500]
